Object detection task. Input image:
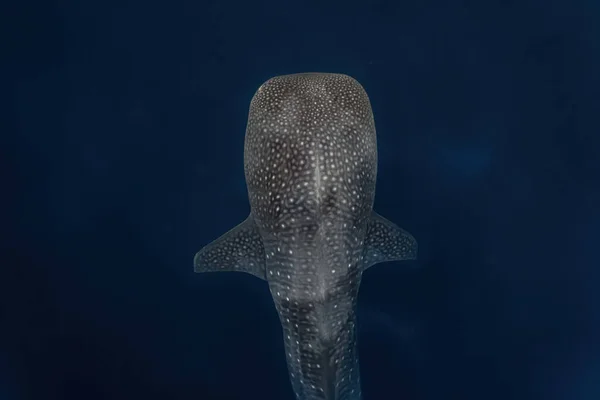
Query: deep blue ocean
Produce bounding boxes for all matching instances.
[4,0,600,399]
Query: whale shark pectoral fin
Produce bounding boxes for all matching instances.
[194,214,266,280]
[362,211,418,270]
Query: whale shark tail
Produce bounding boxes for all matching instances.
[319,341,337,400]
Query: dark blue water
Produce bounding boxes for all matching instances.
[4,0,600,399]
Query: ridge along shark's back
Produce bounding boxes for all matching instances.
[194,73,418,400]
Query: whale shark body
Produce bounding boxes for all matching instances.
[194,73,417,400]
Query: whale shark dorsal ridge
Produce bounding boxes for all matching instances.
[193,214,266,280]
[362,211,418,270]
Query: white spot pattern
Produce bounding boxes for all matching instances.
[194,72,418,400]
[245,73,375,400]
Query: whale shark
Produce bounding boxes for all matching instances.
[194,73,417,400]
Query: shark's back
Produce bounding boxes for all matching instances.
[194,73,418,400]
[244,73,375,400]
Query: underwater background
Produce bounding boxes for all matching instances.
[4,0,600,399]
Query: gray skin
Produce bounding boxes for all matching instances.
[194,73,417,400]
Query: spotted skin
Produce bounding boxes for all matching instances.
[194,73,417,400]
